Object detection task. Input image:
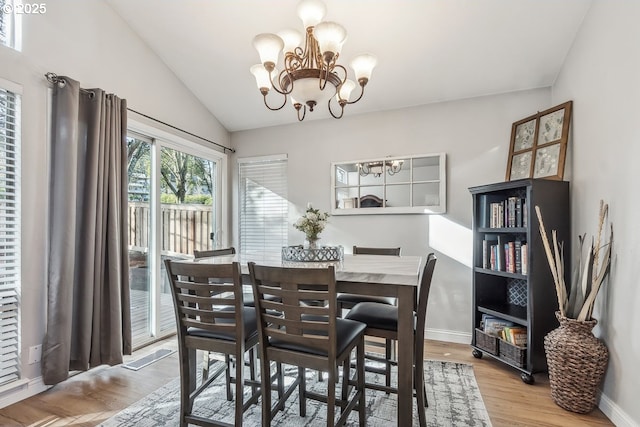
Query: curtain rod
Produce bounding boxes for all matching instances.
[45,72,235,153]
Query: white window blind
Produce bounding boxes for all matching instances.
[0,84,20,387]
[0,0,18,49]
[238,156,288,259]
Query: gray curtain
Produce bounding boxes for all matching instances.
[43,76,132,385]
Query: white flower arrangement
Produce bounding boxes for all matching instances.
[294,203,329,244]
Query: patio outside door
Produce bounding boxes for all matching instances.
[127,132,224,348]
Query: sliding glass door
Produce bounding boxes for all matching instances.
[127,130,226,348]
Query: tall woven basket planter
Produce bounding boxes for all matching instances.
[544,312,609,413]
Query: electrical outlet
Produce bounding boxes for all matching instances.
[28,345,42,364]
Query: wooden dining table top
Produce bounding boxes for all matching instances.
[190,252,424,286]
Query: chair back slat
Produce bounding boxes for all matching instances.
[165,260,244,340]
[194,247,236,259]
[249,263,337,359]
[353,246,401,256]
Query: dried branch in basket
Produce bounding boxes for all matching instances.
[535,201,613,321]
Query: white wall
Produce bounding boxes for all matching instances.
[0,0,228,405]
[231,88,551,342]
[552,1,640,425]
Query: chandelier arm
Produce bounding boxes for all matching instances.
[334,64,348,85]
[318,61,329,91]
[296,104,307,121]
[270,69,293,96]
[262,93,287,111]
[328,97,345,119]
[346,84,366,105]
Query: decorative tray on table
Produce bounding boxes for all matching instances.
[281,245,344,262]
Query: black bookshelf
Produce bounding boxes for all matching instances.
[469,179,570,384]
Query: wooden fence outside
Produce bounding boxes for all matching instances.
[128,202,214,256]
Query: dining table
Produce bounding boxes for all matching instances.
[193,251,424,426]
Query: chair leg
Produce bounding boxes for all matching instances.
[298,366,307,417]
[276,362,285,401]
[340,358,349,413]
[225,354,233,401]
[415,359,427,427]
[327,364,336,427]
[249,348,258,397]
[260,354,272,426]
[235,349,244,425]
[201,351,210,381]
[357,339,366,427]
[385,339,392,393]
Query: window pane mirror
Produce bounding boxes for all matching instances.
[331,153,446,215]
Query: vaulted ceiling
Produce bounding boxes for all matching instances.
[106,0,592,132]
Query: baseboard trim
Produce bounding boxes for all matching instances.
[425,328,472,345]
[598,391,637,427]
[0,376,50,409]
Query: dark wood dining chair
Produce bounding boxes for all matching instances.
[345,253,437,427]
[192,246,254,380]
[248,262,366,427]
[336,245,401,389]
[337,246,401,313]
[165,259,260,427]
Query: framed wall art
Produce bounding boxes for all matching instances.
[505,100,572,181]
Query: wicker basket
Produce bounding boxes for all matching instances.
[544,312,609,414]
[499,339,526,367]
[475,328,499,355]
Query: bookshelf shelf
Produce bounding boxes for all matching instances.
[474,267,527,280]
[478,303,528,325]
[469,179,570,384]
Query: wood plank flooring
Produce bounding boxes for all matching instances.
[0,338,613,426]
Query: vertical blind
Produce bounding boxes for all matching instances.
[0,85,20,387]
[238,156,288,258]
[0,0,14,48]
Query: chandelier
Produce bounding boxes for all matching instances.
[250,0,377,121]
[357,160,404,177]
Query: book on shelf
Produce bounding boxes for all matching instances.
[482,315,515,337]
[482,237,497,269]
[503,326,527,347]
[521,243,528,275]
[478,194,489,228]
[514,240,523,274]
[506,241,516,273]
[482,237,527,273]
[496,235,507,271]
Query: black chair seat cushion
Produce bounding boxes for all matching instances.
[188,306,257,342]
[270,316,366,357]
[337,293,395,306]
[345,302,416,332]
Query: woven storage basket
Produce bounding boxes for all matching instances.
[498,339,526,367]
[544,312,609,414]
[475,328,499,355]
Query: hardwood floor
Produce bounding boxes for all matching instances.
[0,338,613,426]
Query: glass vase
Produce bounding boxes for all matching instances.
[305,237,319,250]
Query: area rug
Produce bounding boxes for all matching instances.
[101,360,491,426]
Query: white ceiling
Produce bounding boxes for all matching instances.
[106,0,592,133]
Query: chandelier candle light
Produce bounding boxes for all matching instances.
[250,0,377,121]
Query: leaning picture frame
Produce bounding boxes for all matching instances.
[505,100,572,181]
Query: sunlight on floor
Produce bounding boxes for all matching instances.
[28,410,118,427]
